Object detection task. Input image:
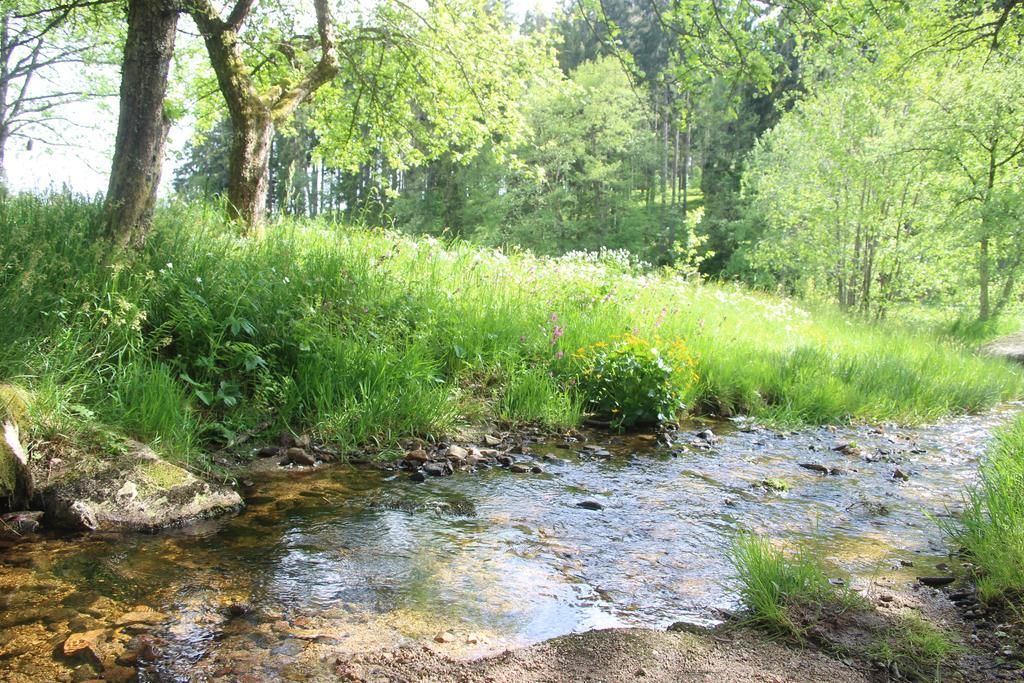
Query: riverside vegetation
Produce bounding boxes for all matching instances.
[728,411,1024,681]
[1,194,1021,474]
[3,0,1024,679]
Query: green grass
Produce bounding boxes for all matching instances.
[884,302,1024,346]
[0,194,1020,469]
[729,533,861,638]
[945,415,1024,608]
[867,613,961,682]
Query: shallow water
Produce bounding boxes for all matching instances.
[0,410,1016,681]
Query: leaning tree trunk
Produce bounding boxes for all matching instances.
[227,111,274,227]
[104,0,177,248]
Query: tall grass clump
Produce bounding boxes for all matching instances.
[0,194,1020,470]
[945,415,1024,608]
[867,614,961,682]
[729,533,861,638]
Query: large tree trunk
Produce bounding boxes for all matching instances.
[191,0,337,231]
[104,0,177,248]
[227,111,273,227]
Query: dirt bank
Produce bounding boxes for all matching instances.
[332,627,868,682]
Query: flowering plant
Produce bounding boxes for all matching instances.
[572,334,698,429]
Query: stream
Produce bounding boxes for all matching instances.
[0,410,1016,682]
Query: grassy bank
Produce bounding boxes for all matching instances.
[946,414,1024,608]
[729,533,862,638]
[1,195,1020,469]
[730,534,961,680]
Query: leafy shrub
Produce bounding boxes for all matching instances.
[571,334,697,429]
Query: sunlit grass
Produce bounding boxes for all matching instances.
[867,613,961,682]
[945,415,1024,608]
[0,194,1020,469]
[729,533,862,638]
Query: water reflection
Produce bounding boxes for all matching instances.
[0,409,1015,681]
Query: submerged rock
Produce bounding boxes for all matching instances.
[695,429,716,443]
[39,442,242,532]
[422,462,450,477]
[918,576,955,588]
[115,606,167,627]
[576,500,604,511]
[799,463,843,475]
[63,629,105,663]
[0,510,43,538]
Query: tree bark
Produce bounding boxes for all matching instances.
[104,0,177,248]
[191,0,338,231]
[681,95,691,222]
[228,111,274,226]
[979,236,991,321]
[0,127,8,187]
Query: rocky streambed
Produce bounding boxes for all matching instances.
[1,409,1021,681]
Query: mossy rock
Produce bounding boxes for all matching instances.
[38,441,242,531]
[1,420,32,509]
[0,384,30,426]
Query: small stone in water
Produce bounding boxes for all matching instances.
[892,468,910,481]
[404,448,429,463]
[917,576,955,587]
[434,631,456,643]
[446,445,468,460]
[509,463,530,473]
[422,462,448,477]
[576,500,604,511]
[283,447,315,467]
[63,629,105,662]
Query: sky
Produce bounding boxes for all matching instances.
[7,0,560,196]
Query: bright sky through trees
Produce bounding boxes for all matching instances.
[7,0,555,194]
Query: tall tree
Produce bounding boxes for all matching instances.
[103,0,177,247]
[188,0,338,230]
